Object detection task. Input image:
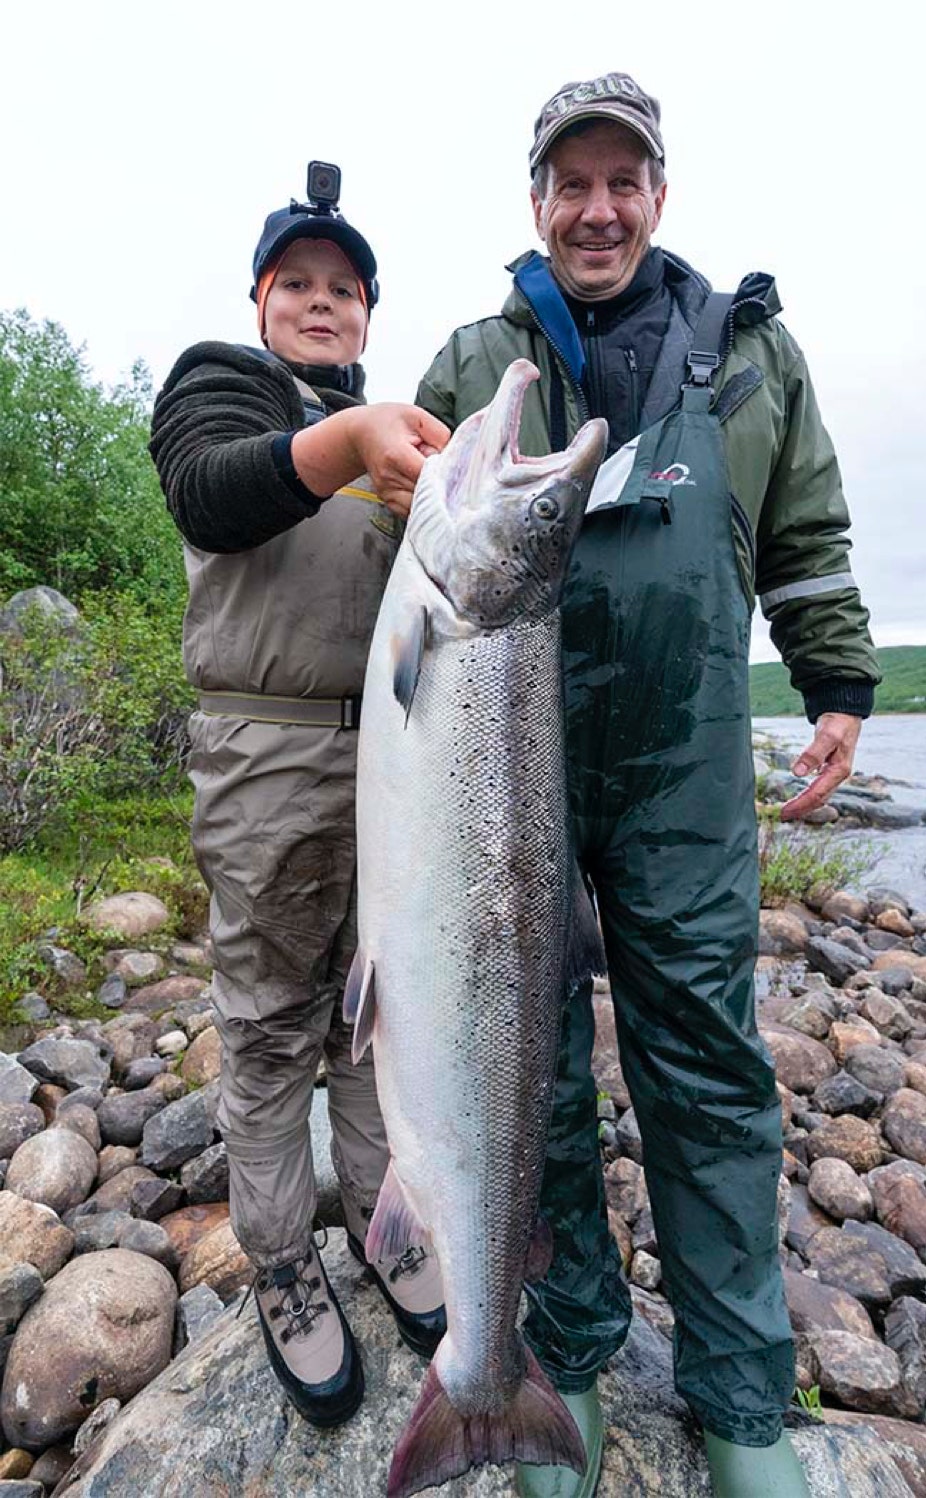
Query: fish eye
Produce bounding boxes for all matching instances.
[531,495,559,521]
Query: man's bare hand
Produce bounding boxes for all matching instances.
[779,712,864,822]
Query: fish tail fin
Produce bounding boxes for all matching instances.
[387,1344,585,1498]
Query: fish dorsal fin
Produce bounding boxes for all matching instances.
[565,861,607,993]
[392,605,430,723]
[366,1161,430,1263]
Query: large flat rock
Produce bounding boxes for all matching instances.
[55,1233,921,1497]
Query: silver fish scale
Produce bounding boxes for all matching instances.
[367,609,571,1413]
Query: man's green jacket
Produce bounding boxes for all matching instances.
[417,250,879,721]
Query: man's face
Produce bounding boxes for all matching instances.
[531,122,666,301]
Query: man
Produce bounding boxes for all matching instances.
[417,72,879,1498]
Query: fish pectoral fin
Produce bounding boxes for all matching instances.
[342,946,367,1023]
[349,955,376,1064]
[565,859,607,993]
[524,1215,554,1283]
[391,604,430,724]
[366,1161,430,1264]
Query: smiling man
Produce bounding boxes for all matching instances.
[417,71,879,1498]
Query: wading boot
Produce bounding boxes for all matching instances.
[703,1430,811,1497]
[514,1380,603,1497]
[347,1231,446,1358]
[254,1239,363,1427]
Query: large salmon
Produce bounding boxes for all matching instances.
[346,360,608,1497]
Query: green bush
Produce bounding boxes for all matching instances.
[758,815,871,906]
[0,308,185,612]
[0,593,194,852]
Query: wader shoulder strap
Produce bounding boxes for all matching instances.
[684,292,735,392]
[291,375,327,429]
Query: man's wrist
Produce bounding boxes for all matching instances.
[802,679,875,724]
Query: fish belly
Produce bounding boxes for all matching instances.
[357,559,570,1406]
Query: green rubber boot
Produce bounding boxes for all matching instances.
[703,1430,811,1498]
[514,1383,603,1498]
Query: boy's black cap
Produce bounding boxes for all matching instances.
[250,206,379,309]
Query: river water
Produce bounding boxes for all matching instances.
[752,714,926,911]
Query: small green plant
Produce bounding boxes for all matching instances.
[794,1384,824,1421]
[758,817,872,907]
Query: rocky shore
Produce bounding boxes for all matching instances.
[1,783,926,1492]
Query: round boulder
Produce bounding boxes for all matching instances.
[0,1104,45,1161]
[81,893,170,940]
[0,1249,177,1450]
[0,1195,74,1280]
[4,1130,98,1215]
[805,1114,884,1174]
[808,1158,873,1222]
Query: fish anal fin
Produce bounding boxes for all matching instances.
[366,1161,429,1264]
[524,1215,554,1283]
[350,956,376,1064]
[565,860,607,993]
[387,1343,585,1498]
[392,605,429,724]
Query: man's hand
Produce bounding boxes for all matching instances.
[779,712,864,822]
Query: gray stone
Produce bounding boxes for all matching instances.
[0,1264,44,1334]
[72,1398,122,1457]
[73,1211,131,1255]
[867,1159,926,1260]
[81,1165,158,1216]
[155,1029,188,1058]
[0,585,78,632]
[845,1045,908,1096]
[778,995,832,1041]
[629,1251,661,1290]
[806,935,871,985]
[174,1284,224,1353]
[103,950,165,987]
[53,1230,925,1498]
[99,1014,158,1078]
[81,893,171,940]
[96,1089,167,1147]
[882,1089,926,1165]
[812,1070,882,1118]
[782,1266,876,1341]
[16,1037,110,1094]
[180,1143,228,1206]
[35,944,87,987]
[864,929,907,953]
[830,926,875,959]
[141,1085,219,1173]
[116,1219,177,1270]
[96,974,127,1011]
[615,1107,643,1165]
[0,1482,44,1497]
[130,1177,184,1222]
[806,1220,926,1310]
[0,1056,39,1106]
[785,1184,834,1257]
[16,993,50,1023]
[0,1104,45,1160]
[884,1296,926,1410]
[869,889,913,918]
[122,1058,166,1091]
[4,1129,98,1215]
[57,1087,103,1114]
[27,1449,73,1491]
[875,968,917,996]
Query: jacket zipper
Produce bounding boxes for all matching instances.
[625,348,639,432]
[522,301,590,425]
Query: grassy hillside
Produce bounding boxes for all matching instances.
[750,645,926,716]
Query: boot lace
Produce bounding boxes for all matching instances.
[238,1228,331,1342]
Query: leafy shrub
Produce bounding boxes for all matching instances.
[758,815,872,906]
[0,593,194,852]
[0,308,185,612]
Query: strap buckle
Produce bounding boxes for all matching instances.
[340,695,362,731]
[684,350,721,389]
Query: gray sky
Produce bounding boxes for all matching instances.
[2,0,923,662]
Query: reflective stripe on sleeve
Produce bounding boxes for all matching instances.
[759,571,857,611]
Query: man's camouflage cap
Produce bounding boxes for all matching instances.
[530,72,665,172]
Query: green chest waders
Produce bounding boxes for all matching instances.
[524,296,795,1446]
